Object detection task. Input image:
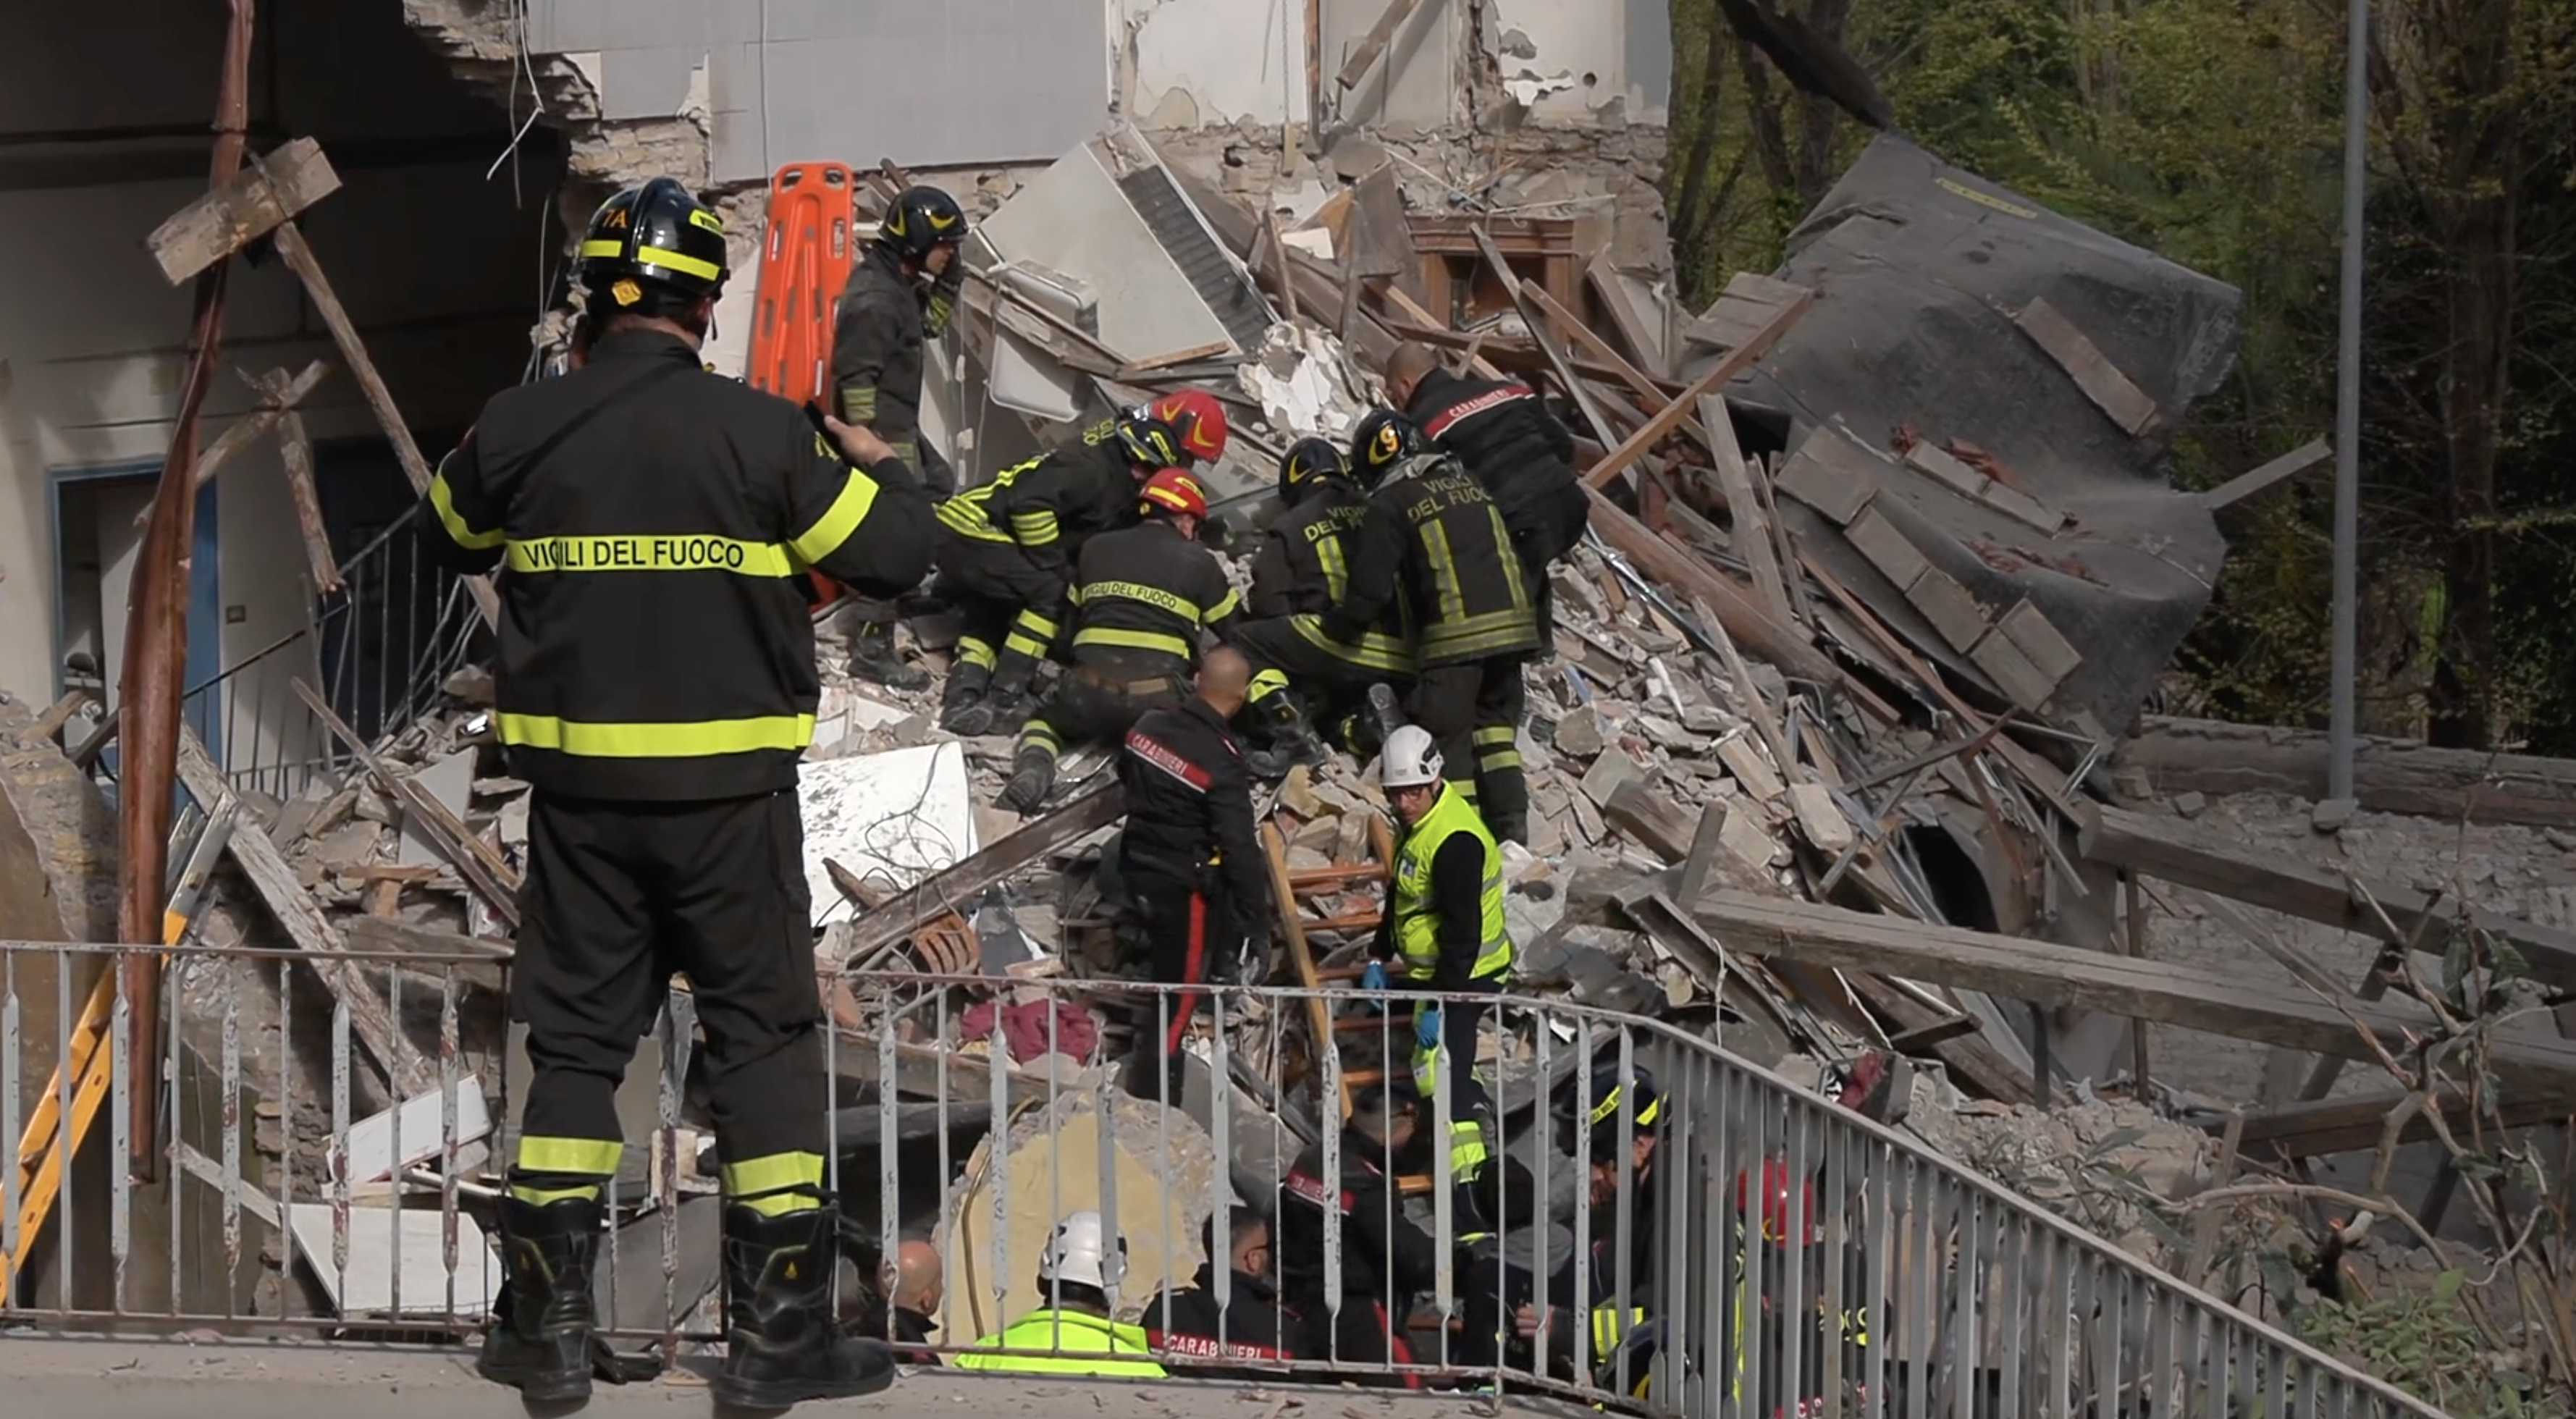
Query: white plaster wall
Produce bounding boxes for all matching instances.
[1493,0,1659,122]
[1321,0,1460,130]
[1119,0,1313,127]
[0,167,536,725]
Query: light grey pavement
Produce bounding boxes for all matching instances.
[0,1334,1525,1418]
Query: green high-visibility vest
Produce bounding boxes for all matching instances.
[1389,784,1512,983]
[952,1308,1169,1377]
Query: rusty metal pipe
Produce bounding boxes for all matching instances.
[116,0,256,1183]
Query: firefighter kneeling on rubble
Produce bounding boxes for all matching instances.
[1228,437,1415,774]
[954,1210,1168,1377]
[998,467,1241,814]
[424,177,937,1409]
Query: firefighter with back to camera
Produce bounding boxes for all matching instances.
[930,390,1229,738]
[1337,408,1542,844]
[1228,436,1416,775]
[419,176,938,1410]
[826,183,969,690]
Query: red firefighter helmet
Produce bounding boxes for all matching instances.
[1148,389,1229,465]
[1137,468,1209,520]
[1735,1158,1818,1246]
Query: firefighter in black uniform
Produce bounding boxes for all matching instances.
[1108,645,1271,1103]
[997,467,1242,814]
[1335,408,1542,843]
[1384,342,1589,650]
[422,177,937,1410]
[932,413,1190,738]
[1279,1080,1440,1386]
[1229,437,1415,775]
[1145,1205,1302,1377]
[827,184,969,689]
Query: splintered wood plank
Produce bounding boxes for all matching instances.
[148,136,341,285]
[2014,297,2158,436]
[1586,280,1814,489]
[271,394,342,594]
[1704,395,1793,621]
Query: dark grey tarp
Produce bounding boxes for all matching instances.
[1704,135,2241,736]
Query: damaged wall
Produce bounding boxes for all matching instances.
[0,1,557,728]
[1121,0,1311,130]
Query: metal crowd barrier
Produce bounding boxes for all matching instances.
[0,940,2447,1418]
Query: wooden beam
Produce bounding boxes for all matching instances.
[135,358,332,528]
[2079,802,2576,997]
[1336,0,1438,90]
[293,678,520,928]
[2013,297,2158,437]
[1585,283,1814,489]
[175,728,430,1102]
[147,135,341,285]
[28,690,92,745]
[1114,340,1233,380]
[1704,395,1793,623]
[1585,484,1838,686]
[1691,890,2576,1090]
[1375,284,1505,378]
[836,784,1127,967]
[2119,715,2576,829]
[2220,1087,2576,1159]
[1519,279,1700,445]
[268,222,498,627]
[2200,439,2331,510]
[267,372,341,593]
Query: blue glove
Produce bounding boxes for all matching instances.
[1362,960,1389,993]
[1415,1004,1443,1051]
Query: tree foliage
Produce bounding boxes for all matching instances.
[1664,0,2576,748]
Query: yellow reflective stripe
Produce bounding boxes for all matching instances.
[956,637,998,670]
[721,1150,824,1197]
[639,245,722,281]
[1420,608,1538,660]
[1079,580,1200,619]
[1318,536,1349,603]
[790,469,881,564]
[840,387,878,423]
[1023,720,1063,754]
[1472,725,1517,746]
[1003,630,1053,659]
[429,470,505,551]
[505,534,791,576]
[1424,522,1467,625]
[1247,668,1289,701]
[508,1181,602,1205]
[688,208,725,234]
[1491,505,1531,608]
[938,500,1016,541]
[499,712,815,757]
[1072,626,1195,658]
[1290,615,1413,673]
[1205,585,1239,624]
[577,238,625,261]
[1481,749,1523,770]
[518,1135,623,1176]
[1009,510,1061,545]
[1013,608,1061,639]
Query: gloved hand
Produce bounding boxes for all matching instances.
[1361,960,1389,993]
[1415,1004,1443,1052]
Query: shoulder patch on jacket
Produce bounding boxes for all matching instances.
[1126,728,1211,791]
[1420,383,1535,441]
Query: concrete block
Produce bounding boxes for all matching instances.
[1775,429,1879,525]
[1906,568,1991,654]
[1715,733,1784,802]
[1843,503,1929,592]
[1998,599,2083,688]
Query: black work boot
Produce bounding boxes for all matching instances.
[937,663,991,734]
[953,682,1031,740]
[1244,693,1330,778]
[476,1195,605,1402]
[1352,681,1408,759]
[713,1203,896,1409]
[851,619,930,691]
[997,745,1056,814]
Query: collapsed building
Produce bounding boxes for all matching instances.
[0,2,2566,1409]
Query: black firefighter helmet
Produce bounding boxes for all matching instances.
[575,177,730,313]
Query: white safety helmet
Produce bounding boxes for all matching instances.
[1379,725,1444,790]
[1036,1209,1127,1290]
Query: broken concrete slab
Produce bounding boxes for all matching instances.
[800,743,980,929]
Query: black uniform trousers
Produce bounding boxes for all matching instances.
[930,534,1067,696]
[1229,617,1405,741]
[515,790,822,1180]
[1023,657,1191,760]
[1119,870,1242,1106]
[1296,1298,1425,1388]
[1407,657,1531,838]
[1502,480,1591,648]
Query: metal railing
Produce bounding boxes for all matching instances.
[0,940,2448,1418]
